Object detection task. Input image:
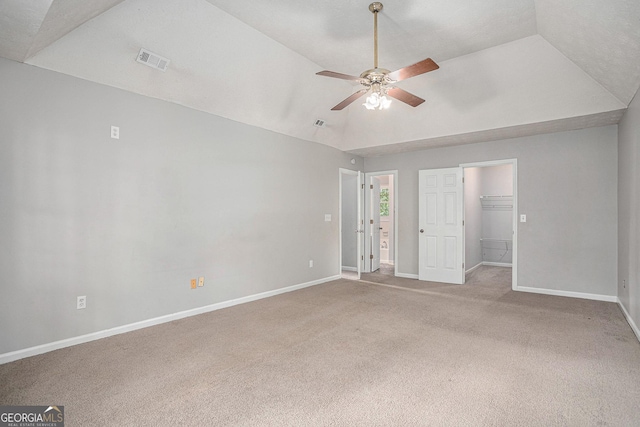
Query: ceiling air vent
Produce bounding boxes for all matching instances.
[136,48,170,72]
[314,119,327,128]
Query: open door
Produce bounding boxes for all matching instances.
[357,171,364,278]
[339,169,364,279]
[370,176,381,272]
[418,167,464,284]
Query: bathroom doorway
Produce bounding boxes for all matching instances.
[363,171,397,276]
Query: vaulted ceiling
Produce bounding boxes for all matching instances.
[1,0,639,156]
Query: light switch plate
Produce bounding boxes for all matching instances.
[520,214,527,223]
[325,214,331,222]
[110,125,119,139]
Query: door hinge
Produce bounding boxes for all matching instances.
[361,255,364,261]
[462,220,465,226]
[462,177,465,183]
[370,184,373,189]
[462,263,465,269]
[370,219,374,224]
[370,254,374,259]
[361,184,364,189]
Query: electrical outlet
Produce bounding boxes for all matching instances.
[520,214,527,223]
[190,279,197,289]
[198,276,204,287]
[77,296,86,310]
[309,260,314,268]
[110,125,119,139]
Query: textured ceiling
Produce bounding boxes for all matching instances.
[0,0,638,156]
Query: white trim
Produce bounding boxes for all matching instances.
[465,262,483,274]
[617,299,640,343]
[0,275,340,365]
[515,285,617,302]
[396,272,419,280]
[341,266,357,272]
[482,261,512,268]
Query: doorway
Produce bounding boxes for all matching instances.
[363,171,398,276]
[461,159,517,290]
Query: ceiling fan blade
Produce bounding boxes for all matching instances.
[317,70,363,81]
[331,89,369,111]
[386,87,425,107]
[387,58,439,82]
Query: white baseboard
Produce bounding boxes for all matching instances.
[396,272,419,280]
[0,275,340,365]
[341,266,357,272]
[482,262,512,268]
[465,263,483,274]
[617,298,640,343]
[515,285,617,303]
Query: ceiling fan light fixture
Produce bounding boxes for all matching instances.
[363,91,392,110]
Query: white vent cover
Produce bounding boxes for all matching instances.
[314,119,326,128]
[136,48,170,72]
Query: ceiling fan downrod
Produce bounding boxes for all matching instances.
[369,2,383,69]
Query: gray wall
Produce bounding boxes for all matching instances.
[0,58,362,354]
[341,174,357,269]
[365,126,618,297]
[618,90,640,330]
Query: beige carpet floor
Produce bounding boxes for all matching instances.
[2,267,640,426]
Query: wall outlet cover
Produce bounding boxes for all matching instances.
[190,279,197,289]
[198,277,204,287]
[77,296,86,310]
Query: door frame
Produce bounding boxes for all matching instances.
[364,170,399,276]
[460,158,518,290]
[339,168,363,279]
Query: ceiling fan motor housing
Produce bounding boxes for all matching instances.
[360,68,392,86]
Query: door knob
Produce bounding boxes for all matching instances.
[420,229,424,233]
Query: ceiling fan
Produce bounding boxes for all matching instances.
[317,2,439,111]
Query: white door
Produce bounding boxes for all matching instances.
[357,171,364,278]
[418,167,465,284]
[370,177,381,272]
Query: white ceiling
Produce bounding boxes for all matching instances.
[1,0,638,156]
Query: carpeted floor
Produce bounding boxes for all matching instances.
[1,267,639,426]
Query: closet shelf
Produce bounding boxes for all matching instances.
[480,195,513,210]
